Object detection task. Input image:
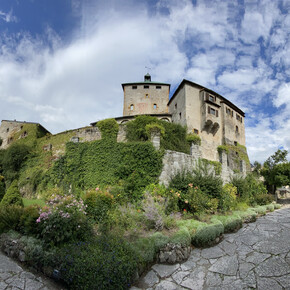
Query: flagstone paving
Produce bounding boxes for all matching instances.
[0,252,64,290]
[132,208,290,290]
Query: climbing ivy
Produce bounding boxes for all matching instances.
[45,138,163,200]
[97,118,119,139]
[125,115,190,153]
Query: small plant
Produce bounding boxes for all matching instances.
[186,133,201,145]
[217,145,229,154]
[1,180,23,207]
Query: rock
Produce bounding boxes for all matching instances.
[143,270,159,287]
[152,264,180,278]
[155,280,180,290]
[209,255,239,276]
[158,243,191,264]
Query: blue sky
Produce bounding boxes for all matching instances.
[0,0,290,163]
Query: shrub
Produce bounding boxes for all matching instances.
[192,222,224,247]
[251,205,267,215]
[19,205,41,235]
[58,235,138,290]
[255,193,274,205]
[108,203,144,237]
[150,232,170,251]
[0,176,5,202]
[0,205,24,233]
[233,209,256,223]
[186,133,201,145]
[273,203,281,209]
[266,204,274,212]
[141,192,168,231]
[36,194,92,247]
[1,180,23,207]
[219,184,237,211]
[97,118,119,139]
[84,188,115,223]
[1,144,31,182]
[211,215,242,233]
[170,227,191,246]
[132,237,156,268]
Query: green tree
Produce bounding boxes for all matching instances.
[1,144,31,182]
[1,180,23,207]
[261,149,289,194]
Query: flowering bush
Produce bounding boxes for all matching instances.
[36,194,92,246]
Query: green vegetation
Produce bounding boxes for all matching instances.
[186,133,201,145]
[1,180,23,207]
[97,118,119,139]
[126,115,190,153]
[0,116,285,289]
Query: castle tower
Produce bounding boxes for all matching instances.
[122,74,170,116]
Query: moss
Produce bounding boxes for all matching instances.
[201,159,222,175]
[217,145,229,154]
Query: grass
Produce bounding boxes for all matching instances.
[22,198,45,207]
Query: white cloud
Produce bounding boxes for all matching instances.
[0,10,17,23]
[0,0,289,163]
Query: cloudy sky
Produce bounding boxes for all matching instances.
[0,0,289,163]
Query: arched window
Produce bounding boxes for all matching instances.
[130,104,134,111]
[153,104,157,109]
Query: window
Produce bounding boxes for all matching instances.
[175,104,177,110]
[234,141,237,146]
[6,128,9,132]
[194,129,199,134]
[179,112,182,119]
[132,85,137,89]
[156,85,161,89]
[145,94,149,98]
[153,104,157,109]
[144,85,149,89]
[209,95,215,102]
[130,104,134,111]
[208,106,218,117]
[236,114,241,121]
[226,108,231,115]
[236,126,239,133]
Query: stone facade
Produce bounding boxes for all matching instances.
[122,74,170,116]
[121,76,247,164]
[168,81,246,162]
[0,120,50,149]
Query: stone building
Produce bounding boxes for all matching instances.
[0,120,50,149]
[119,75,246,163]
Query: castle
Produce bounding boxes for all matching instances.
[117,74,246,162]
[0,74,247,166]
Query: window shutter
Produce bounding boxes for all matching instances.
[216,110,219,117]
[208,106,210,114]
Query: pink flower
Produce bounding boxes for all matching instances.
[96,187,99,191]
[36,217,41,223]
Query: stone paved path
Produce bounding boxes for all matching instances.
[132,208,290,290]
[0,252,63,290]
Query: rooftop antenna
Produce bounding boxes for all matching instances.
[145,66,151,73]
